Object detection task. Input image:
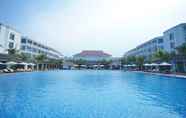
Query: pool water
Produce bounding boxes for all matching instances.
[0,70,186,118]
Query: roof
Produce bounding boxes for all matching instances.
[163,23,186,33]
[124,36,163,56]
[0,22,21,34]
[73,50,112,57]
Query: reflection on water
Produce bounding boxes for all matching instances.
[0,70,186,118]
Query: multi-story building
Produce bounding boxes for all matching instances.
[124,36,164,59]
[0,23,63,60]
[20,37,63,59]
[163,23,186,53]
[0,23,21,54]
[124,23,186,59]
[73,50,112,62]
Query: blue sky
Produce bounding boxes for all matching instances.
[1,0,186,57]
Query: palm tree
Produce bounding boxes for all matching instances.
[35,54,46,63]
[17,53,30,62]
[153,50,170,62]
[127,56,136,64]
[176,43,186,56]
[136,56,144,70]
[99,59,112,69]
[121,57,127,65]
[7,48,21,61]
[34,54,47,70]
[49,58,63,69]
[7,48,17,55]
[73,59,87,69]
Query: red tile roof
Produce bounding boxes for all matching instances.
[74,50,112,57]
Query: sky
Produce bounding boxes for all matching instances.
[0,0,186,57]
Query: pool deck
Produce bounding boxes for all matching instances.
[134,71,186,79]
[1,70,186,79]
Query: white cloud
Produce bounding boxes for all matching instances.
[23,0,186,56]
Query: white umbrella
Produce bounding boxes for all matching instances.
[19,62,28,65]
[131,64,136,67]
[28,63,36,66]
[144,63,151,66]
[81,65,87,67]
[6,61,17,65]
[73,64,79,67]
[159,62,172,66]
[150,63,159,66]
[100,65,104,67]
[0,62,5,65]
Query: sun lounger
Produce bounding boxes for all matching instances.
[3,69,9,73]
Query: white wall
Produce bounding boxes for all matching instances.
[163,24,186,53]
[0,24,21,54]
[74,56,111,61]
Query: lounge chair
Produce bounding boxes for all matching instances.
[3,69,9,73]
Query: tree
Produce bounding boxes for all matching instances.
[7,48,22,61]
[34,54,47,70]
[121,57,127,65]
[99,59,112,66]
[17,53,30,62]
[73,59,87,66]
[176,43,186,56]
[7,48,18,55]
[127,56,136,64]
[153,50,170,62]
[136,56,144,70]
[35,54,47,63]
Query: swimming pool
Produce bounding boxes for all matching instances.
[0,70,186,118]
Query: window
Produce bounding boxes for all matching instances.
[21,38,27,43]
[21,46,26,50]
[169,33,174,40]
[28,40,32,44]
[170,42,175,49]
[9,42,14,49]
[158,45,164,50]
[158,38,163,43]
[152,40,157,44]
[9,33,15,40]
[183,25,186,31]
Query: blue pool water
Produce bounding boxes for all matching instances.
[0,70,186,118]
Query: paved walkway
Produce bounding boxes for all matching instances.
[134,71,186,79]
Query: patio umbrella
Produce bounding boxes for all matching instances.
[6,61,17,65]
[19,62,28,65]
[28,63,36,66]
[0,62,5,65]
[159,62,172,66]
[144,63,151,66]
[127,64,132,67]
[81,65,87,67]
[150,63,159,66]
[131,64,136,67]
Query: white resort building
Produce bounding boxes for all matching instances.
[124,23,186,59]
[0,23,21,54]
[21,37,63,60]
[73,50,112,62]
[0,23,63,61]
